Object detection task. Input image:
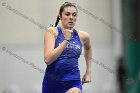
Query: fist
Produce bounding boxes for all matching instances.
[82,73,91,85]
[63,29,73,40]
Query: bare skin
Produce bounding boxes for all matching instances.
[44,6,92,93]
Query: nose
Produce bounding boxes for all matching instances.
[69,15,73,19]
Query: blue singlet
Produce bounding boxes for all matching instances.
[42,27,83,93]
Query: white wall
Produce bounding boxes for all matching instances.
[0,0,121,93]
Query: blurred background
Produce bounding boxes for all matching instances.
[0,0,139,93]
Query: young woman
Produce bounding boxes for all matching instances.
[42,2,92,93]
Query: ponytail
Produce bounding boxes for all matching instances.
[54,16,60,27]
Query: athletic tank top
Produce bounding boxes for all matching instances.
[45,27,82,81]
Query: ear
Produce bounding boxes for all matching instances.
[59,15,62,20]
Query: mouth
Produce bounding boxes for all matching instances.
[68,22,73,25]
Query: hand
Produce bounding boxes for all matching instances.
[82,72,91,85]
[63,29,73,40]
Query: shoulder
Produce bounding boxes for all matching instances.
[78,30,89,39]
[45,27,58,33]
[75,29,90,45]
[45,27,58,39]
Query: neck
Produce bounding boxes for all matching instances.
[61,25,73,30]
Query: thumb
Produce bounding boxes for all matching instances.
[71,31,74,36]
[82,77,85,85]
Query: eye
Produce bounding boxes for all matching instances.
[73,13,77,16]
[65,13,70,16]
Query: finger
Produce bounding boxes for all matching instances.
[82,78,84,85]
[82,81,90,85]
[71,32,74,36]
[82,81,85,85]
[84,80,91,83]
[84,81,88,83]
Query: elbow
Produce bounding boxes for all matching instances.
[44,56,52,65]
[44,52,57,65]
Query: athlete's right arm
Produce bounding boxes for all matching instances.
[44,27,68,65]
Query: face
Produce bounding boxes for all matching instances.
[60,6,78,29]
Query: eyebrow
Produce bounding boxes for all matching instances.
[64,12,77,13]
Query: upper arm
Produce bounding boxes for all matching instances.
[84,32,92,50]
[44,27,56,58]
[79,31,91,50]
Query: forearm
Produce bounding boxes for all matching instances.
[84,47,92,74]
[44,40,68,65]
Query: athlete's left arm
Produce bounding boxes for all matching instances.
[84,32,92,74]
[82,32,92,84]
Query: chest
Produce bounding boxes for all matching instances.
[55,37,82,57]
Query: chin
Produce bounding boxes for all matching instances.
[67,25,75,28]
